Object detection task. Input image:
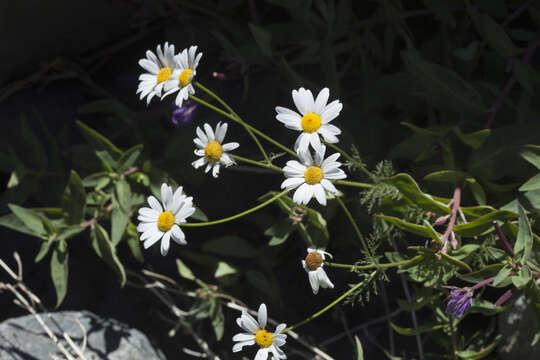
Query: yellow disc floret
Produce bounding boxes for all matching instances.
[179,69,193,87]
[204,141,223,163]
[301,112,321,133]
[255,329,273,348]
[157,67,172,83]
[157,211,175,232]
[304,166,323,185]
[305,251,323,270]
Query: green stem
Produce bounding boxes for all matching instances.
[325,259,414,270]
[282,271,377,333]
[231,154,282,172]
[191,84,297,157]
[180,190,288,227]
[323,141,376,181]
[335,196,372,259]
[334,179,374,189]
[194,82,272,164]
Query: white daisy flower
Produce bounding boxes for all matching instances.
[281,145,346,206]
[137,42,177,105]
[192,122,239,178]
[233,303,287,360]
[275,87,342,153]
[162,45,203,107]
[302,248,334,294]
[136,183,195,256]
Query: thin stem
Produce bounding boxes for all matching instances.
[231,154,282,172]
[493,221,514,255]
[194,82,271,164]
[449,317,457,360]
[335,196,372,258]
[325,258,416,270]
[282,271,377,333]
[189,94,236,121]
[180,190,288,227]
[193,82,297,158]
[323,141,375,181]
[334,179,374,189]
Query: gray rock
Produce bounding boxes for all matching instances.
[498,293,540,360]
[0,310,165,360]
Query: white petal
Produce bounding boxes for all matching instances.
[204,123,215,141]
[192,157,207,169]
[293,183,310,204]
[314,87,330,114]
[137,222,156,233]
[313,184,327,206]
[324,169,347,180]
[294,133,311,153]
[281,177,305,190]
[255,348,270,360]
[323,123,341,135]
[222,142,239,151]
[308,270,320,294]
[233,333,256,342]
[143,231,163,249]
[171,225,187,245]
[212,163,220,178]
[140,228,158,241]
[241,311,260,334]
[258,303,267,328]
[139,59,159,74]
[321,99,343,123]
[194,149,205,156]
[232,340,255,353]
[160,231,171,256]
[205,162,212,173]
[147,196,163,212]
[274,323,286,334]
[320,179,338,194]
[317,268,334,289]
[309,133,322,155]
[322,153,341,167]
[196,126,208,143]
[194,138,206,149]
[161,183,172,209]
[138,207,159,218]
[292,89,308,115]
[216,122,228,143]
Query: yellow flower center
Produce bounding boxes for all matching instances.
[305,251,323,270]
[301,112,321,133]
[157,211,175,232]
[255,329,273,348]
[156,67,172,83]
[179,69,193,87]
[204,141,223,163]
[304,166,323,185]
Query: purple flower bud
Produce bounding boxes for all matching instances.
[434,215,450,226]
[445,288,473,318]
[172,101,197,125]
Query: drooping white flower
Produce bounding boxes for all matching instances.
[137,42,177,105]
[136,183,195,256]
[233,303,287,360]
[192,122,239,178]
[302,248,334,294]
[281,145,346,206]
[162,45,203,107]
[275,87,342,153]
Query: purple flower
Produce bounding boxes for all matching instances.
[172,101,197,125]
[445,288,473,318]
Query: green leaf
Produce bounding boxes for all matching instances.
[8,204,46,236]
[452,127,491,149]
[35,237,54,262]
[248,23,272,57]
[519,173,540,192]
[424,170,469,184]
[524,281,540,346]
[191,207,208,222]
[382,173,451,214]
[110,207,129,246]
[514,204,533,263]
[355,336,364,360]
[82,172,110,189]
[469,298,504,316]
[401,121,447,137]
[91,223,126,286]
[456,334,501,359]
[57,226,85,241]
[520,145,540,170]
[376,215,438,241]
[76,120,122,156]
[245,270,272,295]
[466,178,487,205]
[0,213,45,237]
[390,322,443,336]
[401,51,485,115]
[460,264,503,283]
[115,180,131,213]
[125,223,144,263]
[50,240,68,307]
[116,144,143,173]
[440,253,472,272]
[471,13,517,58]
[211,299,225,341]
[61,170,86,225]
[95,150,116,171]
[265,218,293,246]
[453,41,479,61]
[203,236,258,258]
[514,61,536,93]
[512,265,532,289]
[453,210,517,237]
[176,259,196,280]
[214,261,237,278]
[493,266,512,287]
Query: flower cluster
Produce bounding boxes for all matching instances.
[136,42,354,360]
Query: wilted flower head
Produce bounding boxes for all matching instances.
[172,101,197,125]
[445,287,473,318]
